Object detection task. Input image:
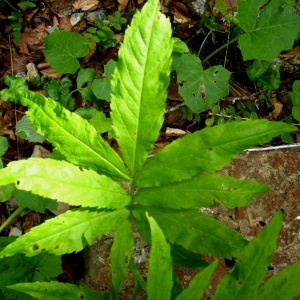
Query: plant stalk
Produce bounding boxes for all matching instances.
[129,257,147,292]
[0,206,24,234]
[202,35,239,64]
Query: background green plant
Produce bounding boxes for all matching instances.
[0,0,300,299]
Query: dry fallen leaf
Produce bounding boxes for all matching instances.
[118,0,129,11]
[73,0,99,11]
[268,95,283,120]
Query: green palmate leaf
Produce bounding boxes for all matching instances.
[0,208,129,257]
[0,252,62,299]
[237,0,300,61]
[91,59,116,102]
[176,260,218,300]
[18,90,129,181]
[110,0,172,176]
[213,210,283,300]
[136,120,296,187]
[256,260,300,300]
[133,206,248,258]
[174,53,231,113]
[44,29,91,74]
[147,213,173,300]
[110,219,134,294]
[135,173,269,209]
[7,281,108,300]
[0,158,130,209]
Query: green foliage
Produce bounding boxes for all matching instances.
[7,281,108,300]
[173,53,231,113]
[237,0,300,61]
[213,211,283,299]
[91,59,116,102]
[85,12,127,48]
[17,1,36,10]
[246,60,281,93]
[147,213,173,299]
[7,8,22,43]
[289,80,300,121]
[0,237,62,299]
[76,68,97,102]
[44,29,92,74]
[15,115,45,143]
[107,11,127,31]
[176,260,218,299]
[85,19,116,49]
[0,0,300,298]
[0,136,8,169]
[44,77,75,110]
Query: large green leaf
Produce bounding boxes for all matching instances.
[256,260,300,300]
[176,260,218,300]
[174,53,231,113]
[110,219,134,294]
[136,120,296,187]
[18,90,129,181]
[110,0,172,176]
[0,208,129,257]
[237,0,300,61]
[135,173,269,209]
[0,158,131,209]
[147,213,173,300]
[133,205,248,258]
[212,210,283,300]
[7,281,108,300]
[44,29,91,74]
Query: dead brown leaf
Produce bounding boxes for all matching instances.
[73,0,99,11]
[171,1,190,23]
[268,95,283,120]
[39,66,62,80]
[118,0,129,11]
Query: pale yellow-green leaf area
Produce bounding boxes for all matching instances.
[0,208,130,257]
[111,0,173,176]
[0,158,131,209]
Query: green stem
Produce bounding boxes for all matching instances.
[201,35,240,64]
[129,257,147,292]
[0,206,24,234]
[131,280,140,300]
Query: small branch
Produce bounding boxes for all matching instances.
[202,36,239,64]
[129,257,147,292]
[247,144,300,152]
[0,206,24,234]
[165,103,185,113]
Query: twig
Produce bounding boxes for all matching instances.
[247,144,300,152]
[0,207,24,234]
[165,103,185,113]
